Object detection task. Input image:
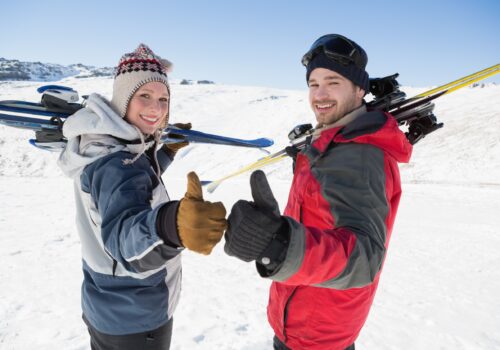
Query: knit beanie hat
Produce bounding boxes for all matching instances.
[111,43,173,118]
[305,37,369,92]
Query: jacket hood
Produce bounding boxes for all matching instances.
[57,93,153,178]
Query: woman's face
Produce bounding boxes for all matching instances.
[126,81,170,135]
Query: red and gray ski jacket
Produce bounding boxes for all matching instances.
[263,108,412,349]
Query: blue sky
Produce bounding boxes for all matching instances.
[1,0,499,89]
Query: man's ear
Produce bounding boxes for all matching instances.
[356,86,365,100]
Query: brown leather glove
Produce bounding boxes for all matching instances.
[162,122,192,158]
[177,172,227,255]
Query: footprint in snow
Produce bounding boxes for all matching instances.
[193,334,205,343]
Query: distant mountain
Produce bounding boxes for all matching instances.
[0,57,114,81]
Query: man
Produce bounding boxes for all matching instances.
[224,34,412,349]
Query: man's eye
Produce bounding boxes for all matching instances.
[160,98,169,103]
[140,93,150,99]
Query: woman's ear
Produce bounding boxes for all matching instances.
[159,109,170,129]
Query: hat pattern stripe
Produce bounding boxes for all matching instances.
[116,59,169,77]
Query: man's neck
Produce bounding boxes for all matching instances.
[313,104,367,139]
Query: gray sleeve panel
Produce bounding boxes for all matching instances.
[126,205,182,273]
[310,143,389,289]
[265,217,306,282]
[83,152,180,273]
[128,245,181,272]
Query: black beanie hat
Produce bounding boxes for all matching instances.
[305,38,369,92]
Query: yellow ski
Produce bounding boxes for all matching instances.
[412,63,499,99]
[203,64,500,192]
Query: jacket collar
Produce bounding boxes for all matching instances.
[308,107,412,163]
[311,104,367,142]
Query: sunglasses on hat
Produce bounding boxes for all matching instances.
[301,34,364,68]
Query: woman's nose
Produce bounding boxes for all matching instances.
[149,99,162,112]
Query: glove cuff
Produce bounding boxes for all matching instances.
[156,201,183,248]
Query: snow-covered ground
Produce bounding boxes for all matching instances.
[0,77,499,349]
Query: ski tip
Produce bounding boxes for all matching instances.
[200,180,220,193]
[37,85,76,94]
[255,138,274,147]
[205,181,220,193]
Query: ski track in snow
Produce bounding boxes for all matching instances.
[0,78,499,349]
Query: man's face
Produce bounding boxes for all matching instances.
[308,68,364,126]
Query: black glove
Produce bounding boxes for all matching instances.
[224,170,287,263]
[285,145,300,159]
[162,122,191,158]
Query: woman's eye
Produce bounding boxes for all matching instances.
[140,93,150,99]
[160,98,169,103]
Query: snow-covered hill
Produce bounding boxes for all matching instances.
[0,57,114,81]
[0,76,499,185]
[0,77,499,349]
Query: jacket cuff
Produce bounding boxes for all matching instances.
[156,201,183,248]
[255,220,290,276]
[256,217,306,281]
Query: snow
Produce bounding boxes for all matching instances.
[0,77,499,349]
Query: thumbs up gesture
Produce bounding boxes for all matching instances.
[177,172,227,255]
[224,170,287,263]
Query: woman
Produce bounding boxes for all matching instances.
[58,44,226,350]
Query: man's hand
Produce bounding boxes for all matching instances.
[224,170,285,262]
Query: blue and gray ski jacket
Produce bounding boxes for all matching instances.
[58,94,183,335]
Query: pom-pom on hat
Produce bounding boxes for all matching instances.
[111,43,173,118]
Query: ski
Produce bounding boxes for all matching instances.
[411,63,499,99]
[203,64,500,191]
[162,126,273,148]
[205,125,313,192]
[205,149,289,193]
[0,84,83,117]
[0,111,273,150]
[0,112,61,131]
[0,100,80,117]
[388,63,499,112]
[0,84,274,150]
